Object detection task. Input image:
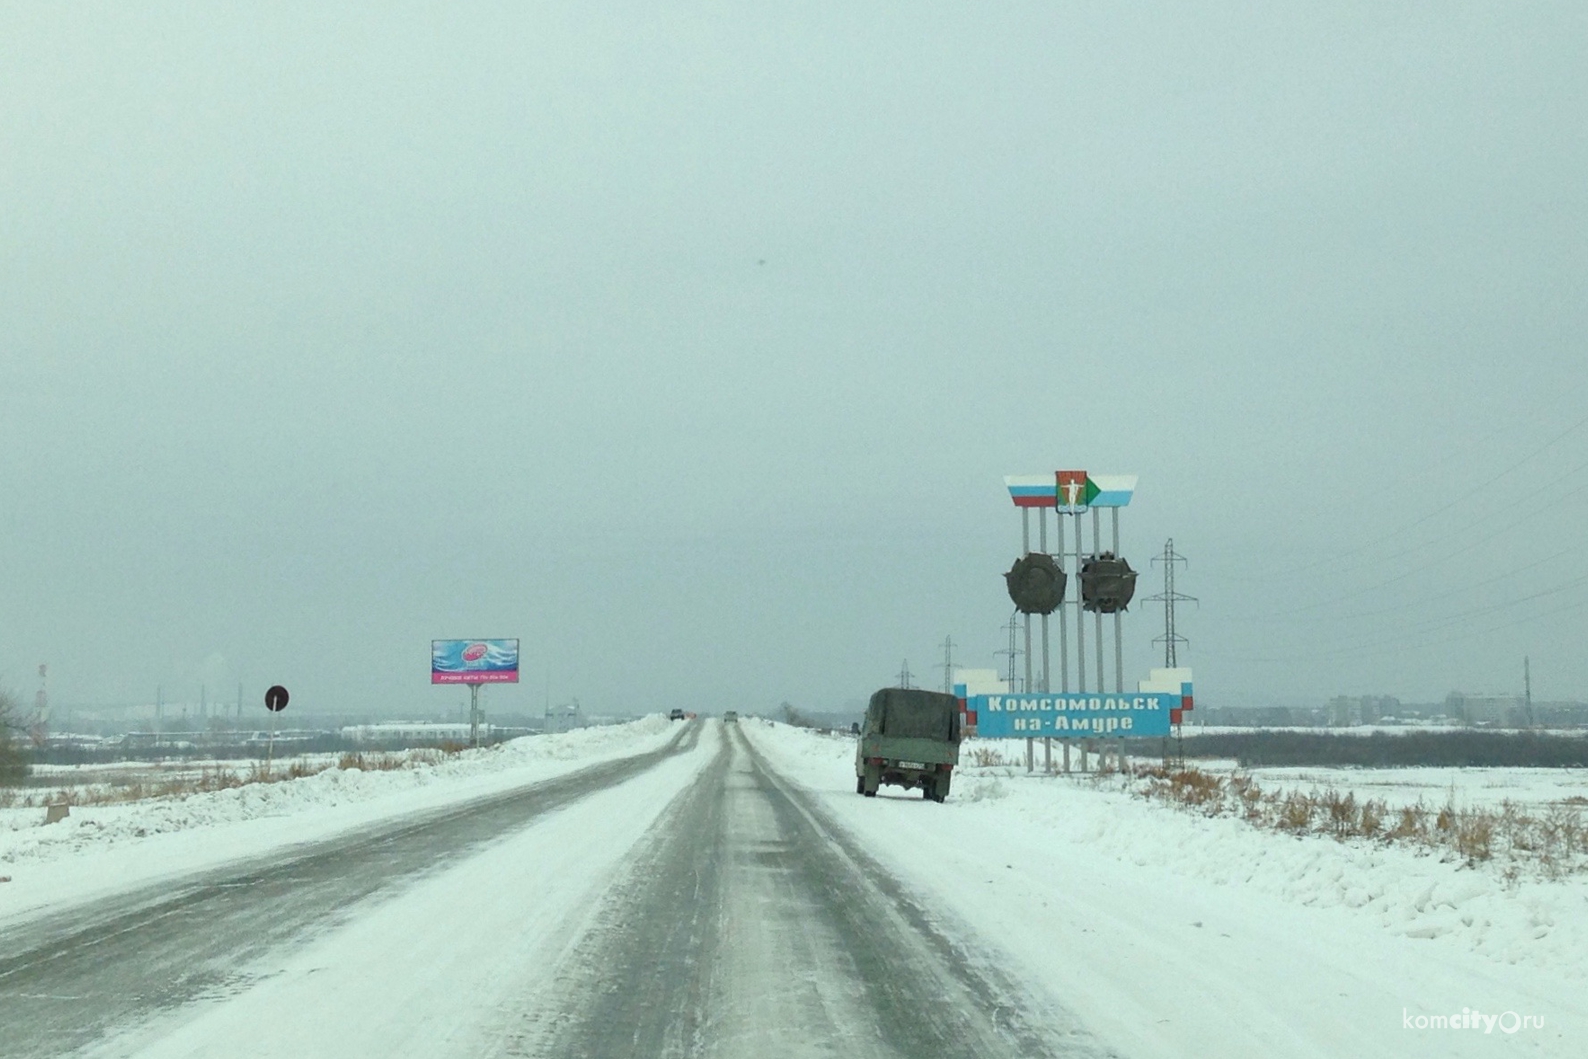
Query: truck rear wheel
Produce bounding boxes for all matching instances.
[856,775,866,795]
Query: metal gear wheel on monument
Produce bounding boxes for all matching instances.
[1004,553,1067,615]
[1080,552,1137,613]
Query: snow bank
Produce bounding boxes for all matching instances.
[749,721,1588,979]
[0,716,677,926]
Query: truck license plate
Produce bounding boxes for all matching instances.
[897,761,926,770]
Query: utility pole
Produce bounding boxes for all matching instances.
[995,613,1024,692]
[897,660,914,689]
[939,636,955,693]
[1524,656,1534,728]
[1145,539,1196,666]
[31,664,49,746]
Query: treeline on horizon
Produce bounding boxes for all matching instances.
[1180,730,1588,768]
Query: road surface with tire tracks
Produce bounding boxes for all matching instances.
[0,721,1108,1059]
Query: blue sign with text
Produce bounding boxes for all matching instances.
[966,691,1179,738]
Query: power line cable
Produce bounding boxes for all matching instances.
[1216,591,1588,665]
[1237,471,1588,620]
[1223,410,1588,585]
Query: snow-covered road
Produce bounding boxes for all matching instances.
[3,719,1583,1058]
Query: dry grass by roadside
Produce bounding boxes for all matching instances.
[1,745,468,811]
[957,747,1588,879]
[1132,764,1588,880]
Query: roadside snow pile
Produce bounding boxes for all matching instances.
[749,721,1588,981]
[0,716,677,922]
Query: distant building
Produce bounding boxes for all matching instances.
[1326,695,1401,726]
[341,723,482,745]
[953,668,1009,696]
[545,700,583,734]
[1537,701,1588,727]
[1444,692,1525,727]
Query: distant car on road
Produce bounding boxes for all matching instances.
[855,688,962,802]
[723,711,738,723]
[668,709,686,721]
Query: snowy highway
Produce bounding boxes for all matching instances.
[0,721,1085,1059]
[3,718,1584,1058]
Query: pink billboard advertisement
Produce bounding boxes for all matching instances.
[431,639,520,684]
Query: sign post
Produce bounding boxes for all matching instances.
[263,685,289,777]
[1004,471,1139,771]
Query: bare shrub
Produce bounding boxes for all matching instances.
[1278,791,1314,832]
[1389,804,1427,841]
[1359,799,1386,839]
[1324,790,1357,838]
[969,747,1005,767]
[1130,766,1587,876]
[1168,769,1224,810]
[1455,812,1496,862]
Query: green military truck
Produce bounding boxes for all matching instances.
[854,688,963,802]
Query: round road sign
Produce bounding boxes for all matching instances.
[264,685,290,713]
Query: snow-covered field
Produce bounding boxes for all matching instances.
[963,735,1588,810]
[1203,763,1588,811]
[0,716,677,926]
[748,722,1587,1058]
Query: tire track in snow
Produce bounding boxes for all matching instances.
[508,723,1109,1059]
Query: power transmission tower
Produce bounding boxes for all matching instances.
[1144,539,1196,666]
[939,636,955,693]
[897,660,914,689]
[994,613,1024,692]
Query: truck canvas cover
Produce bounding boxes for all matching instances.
[869,689,960,742]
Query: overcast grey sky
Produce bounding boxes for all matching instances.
[4,2,1586,719]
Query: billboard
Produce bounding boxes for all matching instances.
[431,639,520,684]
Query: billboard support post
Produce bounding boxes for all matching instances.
[1058,512,1069,693]
[469,683,482,748]
[1113,508,1124,694]
[1038,509,1051,693]
[1038,509,1050,772]
[1022,508,1032,771]
[1021,509,1032,697]
[1093,507,1105,694]
[1075,510,1087,695]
